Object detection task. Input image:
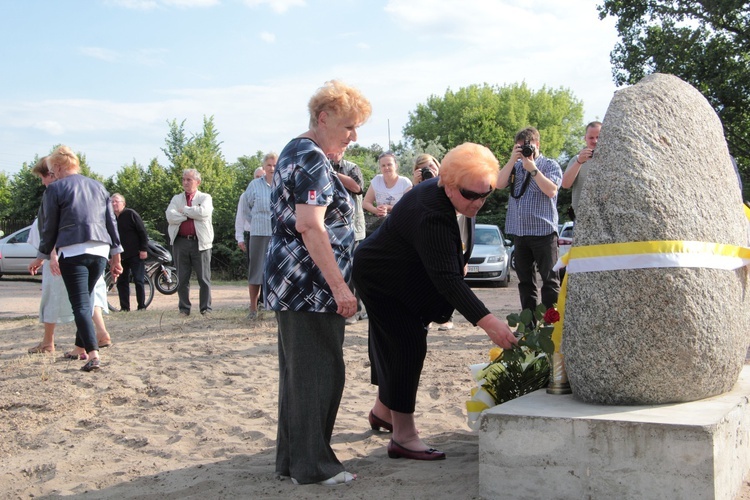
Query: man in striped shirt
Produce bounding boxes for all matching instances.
[497,127,562,316]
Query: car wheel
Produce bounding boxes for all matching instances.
[499,272,510,288]
[510,250,516,270]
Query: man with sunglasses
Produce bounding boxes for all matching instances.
[496,127,563,318]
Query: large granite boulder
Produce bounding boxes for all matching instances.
[563,73,750,405]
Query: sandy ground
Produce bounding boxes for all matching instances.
[1,277,748,499]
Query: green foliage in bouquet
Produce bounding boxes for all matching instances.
[478,304,558,405]
[505,303,557,362]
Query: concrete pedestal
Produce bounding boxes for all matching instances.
[479,365,750,500]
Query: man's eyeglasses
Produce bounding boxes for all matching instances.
[459,187,494,200]
[377,151,396,160]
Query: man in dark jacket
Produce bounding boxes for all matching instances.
[111,193,149,311]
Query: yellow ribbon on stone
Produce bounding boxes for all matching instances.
[552,206,750,352]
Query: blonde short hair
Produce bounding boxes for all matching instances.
[413,153,440,172]
[48,145,81,176]
[438,143,499,190]
[308,80,372,129]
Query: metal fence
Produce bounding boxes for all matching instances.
[0,219,34,236]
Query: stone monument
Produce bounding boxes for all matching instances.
[562,73,750,404]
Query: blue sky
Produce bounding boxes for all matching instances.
[0,0,620,178]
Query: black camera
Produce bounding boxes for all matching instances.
[521,140,536,158]
[420,167,434,180]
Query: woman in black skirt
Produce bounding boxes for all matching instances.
[353,143,518,461]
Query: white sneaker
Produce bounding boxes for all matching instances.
[438,321,454,330]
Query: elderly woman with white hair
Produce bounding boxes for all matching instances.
[265,80,371,486]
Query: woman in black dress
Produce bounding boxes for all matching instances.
[353,143,518,460]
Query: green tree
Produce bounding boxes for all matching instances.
[108,158,177,243]
[138,158,175,234]
[231,152,265,192]
[7,157,50,222]
[392,138,447,178]
[161,116,247,278]
[598,0,750,196]
[161,119,189,172]
[403,83,584,162]
[0,172,11,219]
[403,83,584,229]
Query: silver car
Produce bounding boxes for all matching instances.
[465,224,511,287]
[0,225,36,278]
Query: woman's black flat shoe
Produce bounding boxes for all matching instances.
[80,358,100,372]
[369,411,393,432]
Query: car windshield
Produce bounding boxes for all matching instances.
[476,228,501,245]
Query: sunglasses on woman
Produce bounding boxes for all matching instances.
[459,187,494,200]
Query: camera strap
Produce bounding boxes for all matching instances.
[509,164,532,199]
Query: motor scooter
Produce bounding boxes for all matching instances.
[147,240,179,296]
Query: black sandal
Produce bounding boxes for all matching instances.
[80,358,101,372]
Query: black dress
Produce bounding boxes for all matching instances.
[353,178,491,413]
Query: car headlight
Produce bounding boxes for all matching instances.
[486,255,504,264]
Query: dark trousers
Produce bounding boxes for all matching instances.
[275,311,346,484]
[59,253,107,352]
[116,254,146,310]
[514,233,560,315]
[174,236,212,314]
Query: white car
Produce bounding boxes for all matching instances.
[558,221,574,257]
[465,224,512,287]
[0,225,37,278]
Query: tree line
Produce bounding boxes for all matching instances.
[2,36,747,277]
[0,83,586,279]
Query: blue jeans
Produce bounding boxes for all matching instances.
[59,253,107,352]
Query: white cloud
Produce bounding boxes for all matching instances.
[243,0,306,14]
[259,31,276,43]
[381,0,620,118]
[105,0,159,10]
[107,0,218,8]
[0,0,623,178]
[134,48,169,67]
[33,121,66,136]
[161,0,219,7]
[79,47,119,62]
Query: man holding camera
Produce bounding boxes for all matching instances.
[561,121,601,218]
[497,127,562,316]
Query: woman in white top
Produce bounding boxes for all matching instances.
[363,152,412,218]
